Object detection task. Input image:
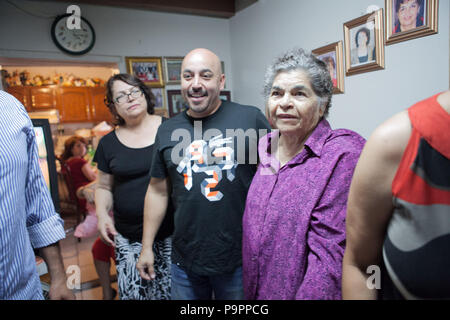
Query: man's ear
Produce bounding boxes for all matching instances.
[219,74,225,91]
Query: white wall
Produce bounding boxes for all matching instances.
[1,0,449,138]
[0,0,233,91]
[230,0,450,138]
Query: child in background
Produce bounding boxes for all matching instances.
[61,136,116,300]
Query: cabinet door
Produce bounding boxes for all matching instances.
[89,87,112,123]
[58,87,91,122]
[6,86,31,111]
[29,86,57,109]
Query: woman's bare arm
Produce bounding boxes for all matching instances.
[342,111,411,299]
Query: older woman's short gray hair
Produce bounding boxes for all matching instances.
[263,48,333,118]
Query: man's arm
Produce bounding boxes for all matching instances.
[23,120,74,299]
[342,111,411,299]
[136,177,170,280]
[39,243,75,300]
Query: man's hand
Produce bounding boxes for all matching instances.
[39,243,76,300]
[49,278,75,300]
[136,247,156,280]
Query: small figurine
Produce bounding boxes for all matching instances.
[19,71,29,86]
[1,70,10,88]
[86,78,95,87]
[43,77,53,85]
[32,75,43,86]
[12,71,22,86]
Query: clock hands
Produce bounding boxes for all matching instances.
[52,15,94,54]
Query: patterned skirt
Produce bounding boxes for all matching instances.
[114,233,172,300]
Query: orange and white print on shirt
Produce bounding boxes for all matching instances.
[176,134,238,201]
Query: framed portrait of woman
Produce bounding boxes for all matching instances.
[344,9,385,76]
[385,0,438,45]
[312,41,345,94]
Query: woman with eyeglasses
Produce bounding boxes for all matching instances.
[94,73,174,300]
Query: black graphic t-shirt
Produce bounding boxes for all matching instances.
[151,100,271,275]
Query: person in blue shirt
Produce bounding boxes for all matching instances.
[0,90,74,300]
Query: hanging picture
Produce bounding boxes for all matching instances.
[163,57,183,85]
[167,90,189,118]
[219,90,231,101]
[126,57,164,87]
[167,90,231,118]
[149,87,167,116]
[344,9,385,76]
[312,41,345,94]
[385,0,438,45]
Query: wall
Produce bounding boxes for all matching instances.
[230,0,450,138]
[0,0,233,92]
[1,0,448,139]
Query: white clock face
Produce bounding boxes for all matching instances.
[53,16,94,54]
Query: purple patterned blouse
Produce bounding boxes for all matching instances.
[243,119,365,300]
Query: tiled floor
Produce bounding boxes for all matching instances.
[59,213,118,300]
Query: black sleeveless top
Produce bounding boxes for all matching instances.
[94,117,174,242]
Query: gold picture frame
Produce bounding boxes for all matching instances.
[344,9,385,76]
[312,41,345,94]
[125,57,164,87]
[385,0,438,45]
[163,56,183,85]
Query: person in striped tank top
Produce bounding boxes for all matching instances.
[342,90,450,299]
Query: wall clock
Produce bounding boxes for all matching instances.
[51,13,96,55]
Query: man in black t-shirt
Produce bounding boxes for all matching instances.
[137,48,270,300]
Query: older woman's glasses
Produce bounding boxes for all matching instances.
[114,88,143,104]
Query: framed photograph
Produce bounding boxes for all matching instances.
[312,41,345,94]
[166,90,232,118]
[163,57,183,85]
[167,90,189,118]
[344,9,385,76]
[149,87,167,116]
[125,57,164,87]
[385,0,438,45]
[220,90,231,101]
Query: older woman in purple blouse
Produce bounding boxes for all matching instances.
[242,49,365,300]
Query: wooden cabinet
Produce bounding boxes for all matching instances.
[5,85,110,123]
[89,87,111,123]
[57,87,91,122]
[7,86,31,111]
[29,86,57,109]
[7,85,57,111]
